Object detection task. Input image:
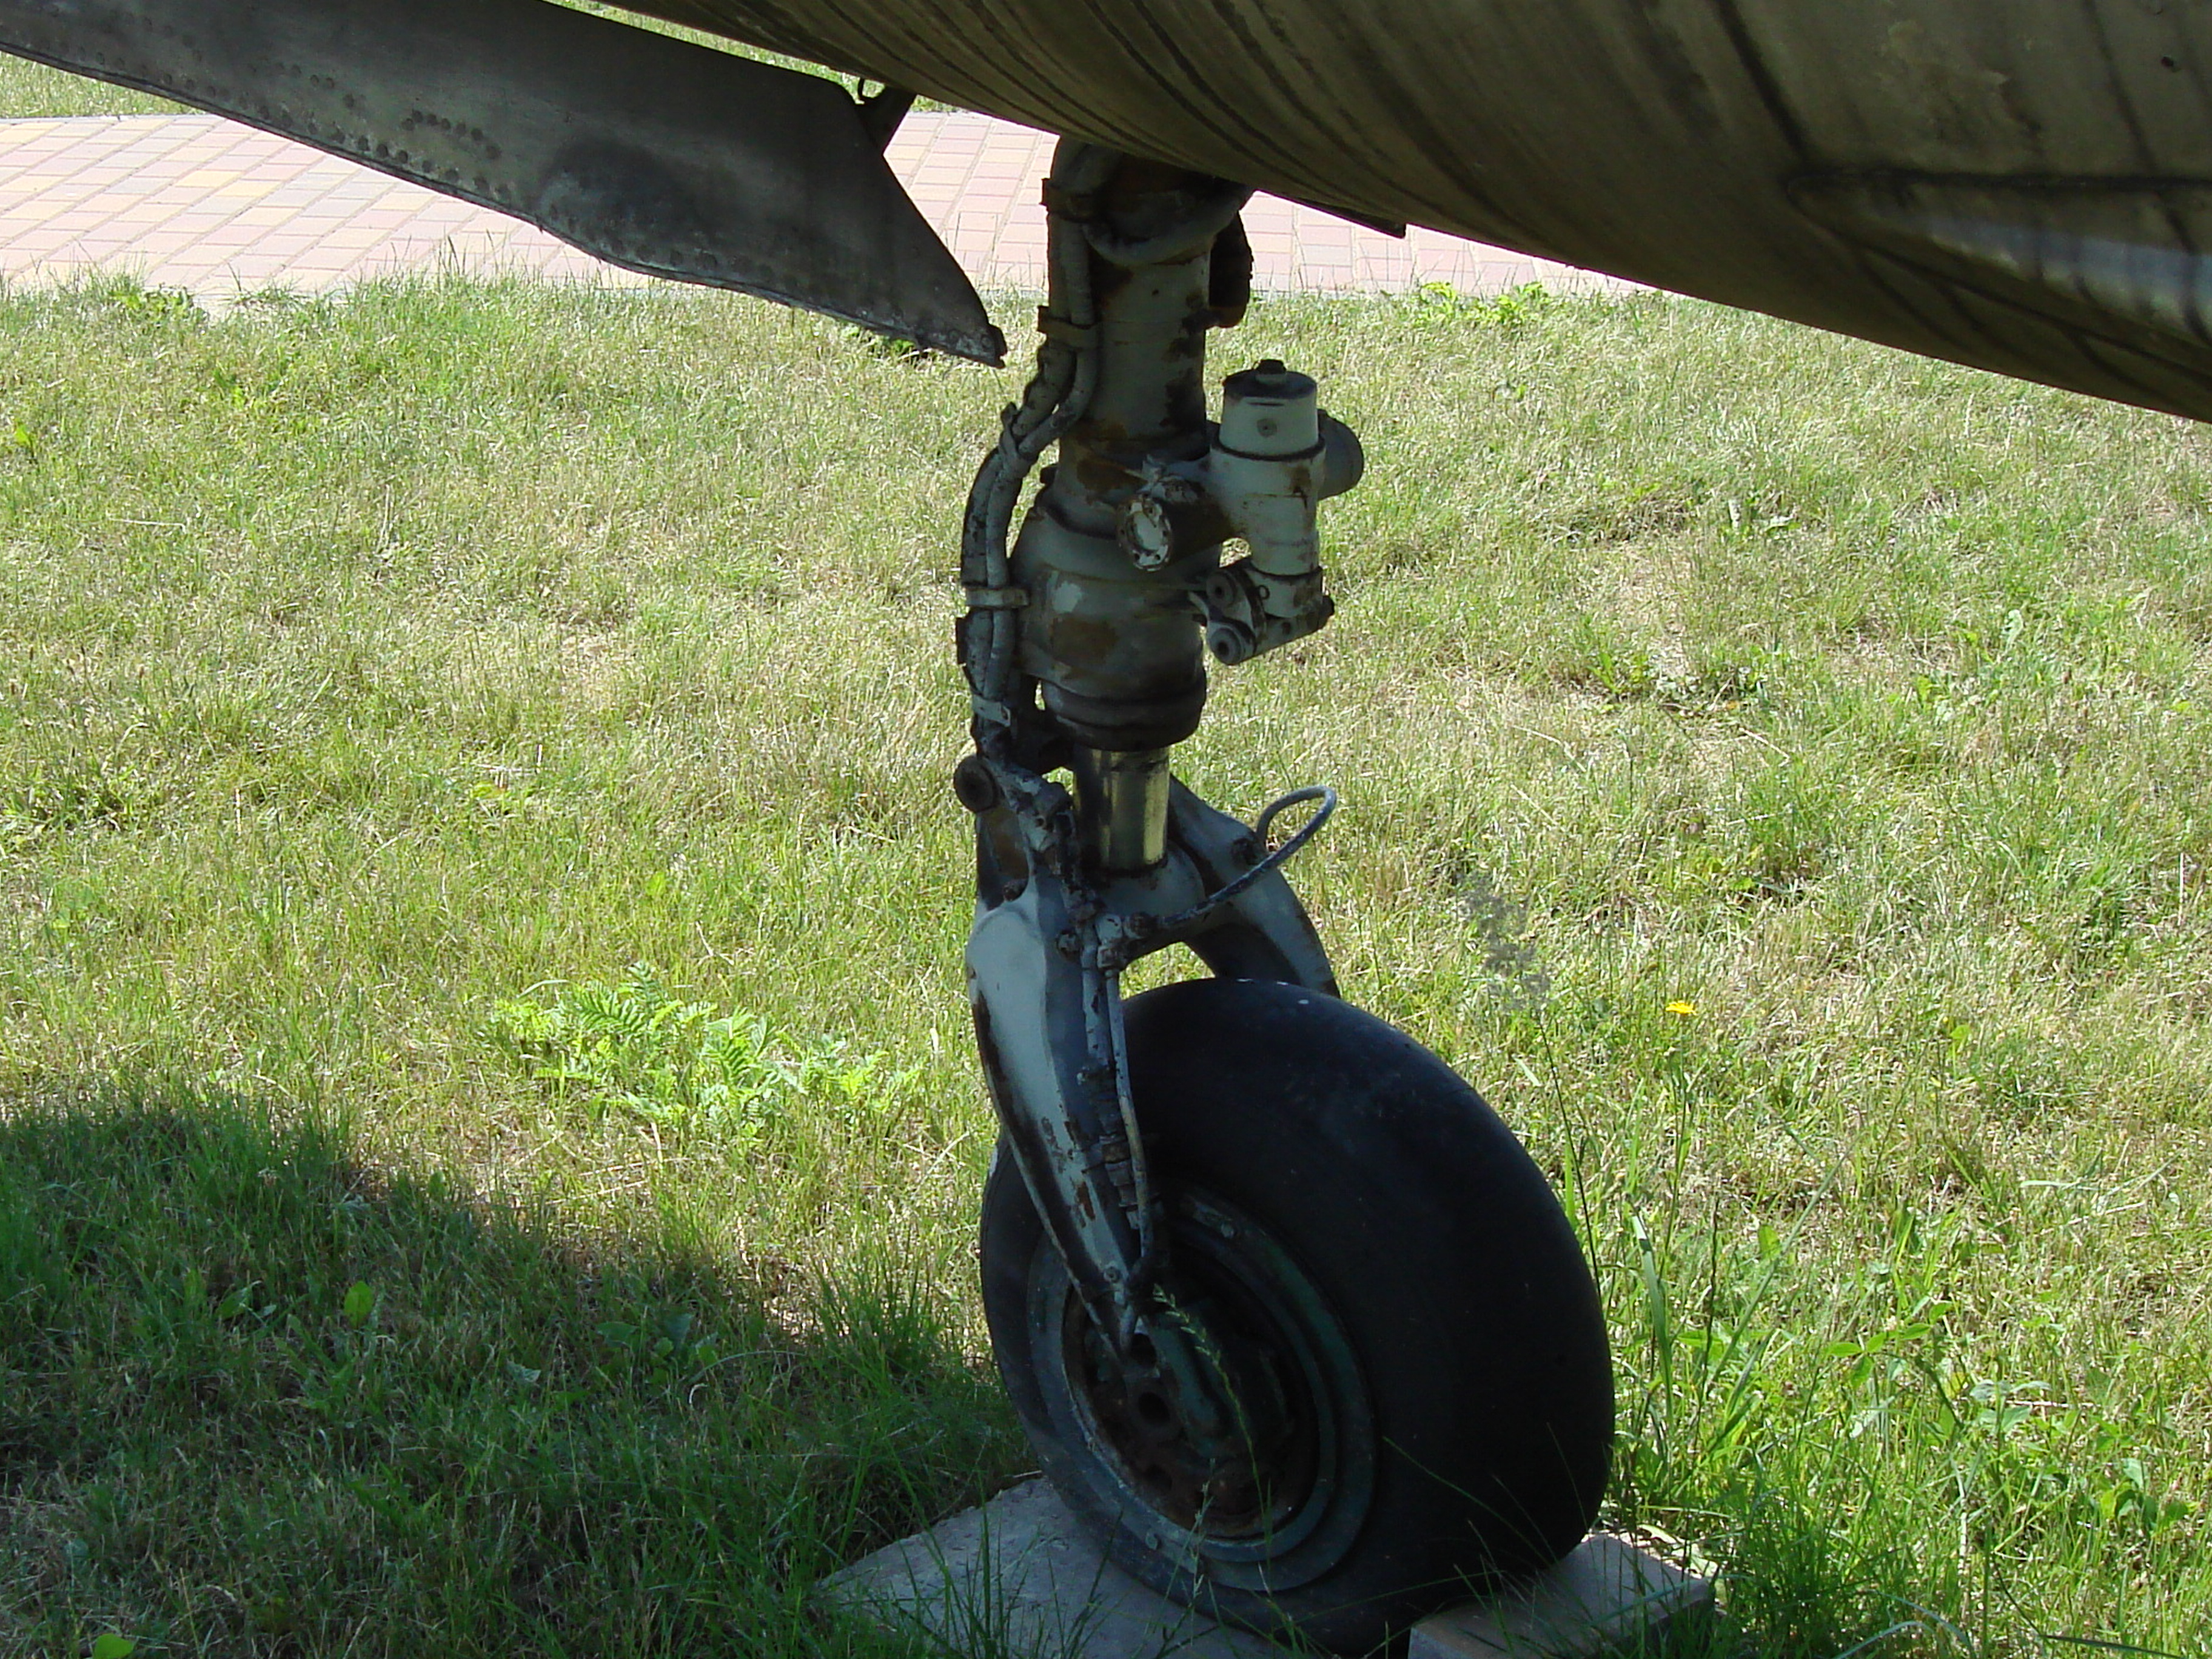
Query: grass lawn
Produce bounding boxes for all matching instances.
[0,58,179,119]
[0,271,2205,1657]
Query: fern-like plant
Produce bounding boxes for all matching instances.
[491,965,907,1142]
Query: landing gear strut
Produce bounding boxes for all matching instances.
[960,143,1614,1652]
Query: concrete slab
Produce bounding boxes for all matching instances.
[820,1478,1279,1659]
[1406,1535,1714,1659]
[821,1478,1714,1659]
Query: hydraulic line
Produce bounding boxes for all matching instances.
[960,142,1116,731]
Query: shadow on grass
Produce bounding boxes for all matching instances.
[0,1081,1022,1657]
[1,1082,2134,1659]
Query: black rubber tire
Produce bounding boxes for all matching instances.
[981,977,1612,1654]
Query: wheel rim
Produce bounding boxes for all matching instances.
[1026,1186,1376,1592]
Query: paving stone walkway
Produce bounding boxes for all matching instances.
[0,110,1640,303]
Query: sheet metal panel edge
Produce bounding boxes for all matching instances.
[0,0,1002,361]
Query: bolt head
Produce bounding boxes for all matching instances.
[1119,492,1176,571]
[1207,623,1255,665]
[951,754,1000,813]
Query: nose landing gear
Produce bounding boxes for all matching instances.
[960,143,1614,1652]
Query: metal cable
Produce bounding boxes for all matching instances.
[1155,785,1339,934]
[1101,967,1155,1260]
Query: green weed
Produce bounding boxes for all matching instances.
[492,965,913,1141]
[0,1085,1007,1655]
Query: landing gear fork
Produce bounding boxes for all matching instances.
[958,141,1361,1357]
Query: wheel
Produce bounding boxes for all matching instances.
[980,977,1612,1653]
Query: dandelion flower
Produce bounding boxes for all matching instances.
[1664,1000,1699,1016]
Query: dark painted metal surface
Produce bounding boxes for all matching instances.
[0,0,1003,362]
[614,0,2212,424]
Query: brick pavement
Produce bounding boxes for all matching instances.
[0,110,1640,303]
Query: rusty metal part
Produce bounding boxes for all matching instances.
[967,758,1154,1327]
[1014,506,1215,752]
[1015,1179,1378,1598]
[1003,163,1250,752]
[0,0,1000,362]
[1059,1206,1322,1539]
[1047,167,1247,528]
[615,0,2212,425]
[959,142,1118,745]
[1004,160,1361,749]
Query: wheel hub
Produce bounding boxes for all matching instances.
[1028,1187,1372,1590]
[1066,1287,1316,1537]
